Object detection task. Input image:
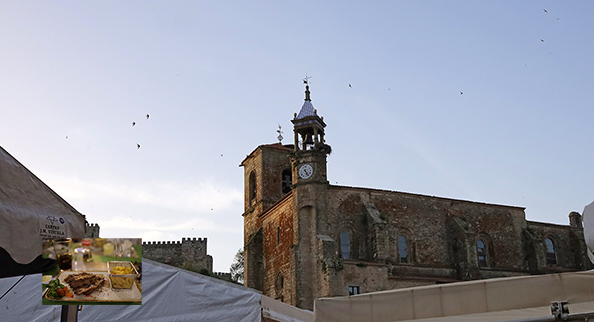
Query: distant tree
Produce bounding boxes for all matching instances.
[230,248,244,284]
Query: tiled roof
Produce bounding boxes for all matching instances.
[296,100,315,119]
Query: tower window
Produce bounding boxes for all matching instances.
[340,231,350,259]
[398,235,409,264]
[281,169,292,194]
[248,171,256,206]
[477,239,489,268]
[277,227,280,244]
[545,238,557,265]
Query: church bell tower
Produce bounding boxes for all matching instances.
[290,80,332,309]
[291,82,331,186]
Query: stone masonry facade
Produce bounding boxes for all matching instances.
[241,85,592,310]
[84,223,100,238]
[142,237,213,273]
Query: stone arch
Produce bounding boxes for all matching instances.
[396,227,414,264]
[476,234,493,268]
[544,236,558,266]
[338,222,356,260]
[248,170,256,206]
[387,225,414,264]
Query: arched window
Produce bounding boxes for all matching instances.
[398,235,409,263]
[248,171,256,206]
[340,231,350,259]
[545,238,557,265]
[281,169,292,194]
[275,272,284,301]
[477,239,489,268]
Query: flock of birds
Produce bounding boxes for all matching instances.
[539,8,560,47]
[132,114,150,149]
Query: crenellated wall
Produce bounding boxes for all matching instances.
[142,237,213,273]
[84,223,100,238]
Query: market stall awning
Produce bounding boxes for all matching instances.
[0,146,85,277]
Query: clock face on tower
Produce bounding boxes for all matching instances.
[298,164,314,179]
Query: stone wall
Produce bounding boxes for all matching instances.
[261,195,294,304]
[325,186,529,270]
[142,237,213,273]
[241,143,293,290]
[245,173,592,310]
[526,219,591,273]
[308,185,536,301]
[84,223,100,238]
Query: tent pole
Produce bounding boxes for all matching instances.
[60,305,78,322]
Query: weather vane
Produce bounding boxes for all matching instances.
[277,124,284,143]
[303,74,312,85]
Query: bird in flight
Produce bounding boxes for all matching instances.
[137,143,141,149]
[540,39,545,42]
[348,83,352,88]
[146,114,150,119]
[543,9,548,13]
[460,91,463,95]
[132,121,136,127]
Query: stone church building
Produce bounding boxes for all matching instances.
[241,85,591,310]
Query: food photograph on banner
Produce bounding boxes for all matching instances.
[41,238,142,305]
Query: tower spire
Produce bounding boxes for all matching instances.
[303,74,312,101]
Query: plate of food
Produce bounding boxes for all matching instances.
[43,271,141,303]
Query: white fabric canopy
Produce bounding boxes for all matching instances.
[314,270,594,322]
[0,259,313,322]
[0,146,85,264]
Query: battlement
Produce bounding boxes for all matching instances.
[84,222,100,238]
[182,237,207,242]
[213,272,232,282]
[143,240,182,245]
[142,237,207,246]
[142,237,212,273]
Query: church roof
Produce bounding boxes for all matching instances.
[296,100,315,119]
[295,84,318,120]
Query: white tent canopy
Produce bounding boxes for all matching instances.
[583,200,594,264]
[314,270,594,322]
[0,259,313,322]
[0,146,85,272]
